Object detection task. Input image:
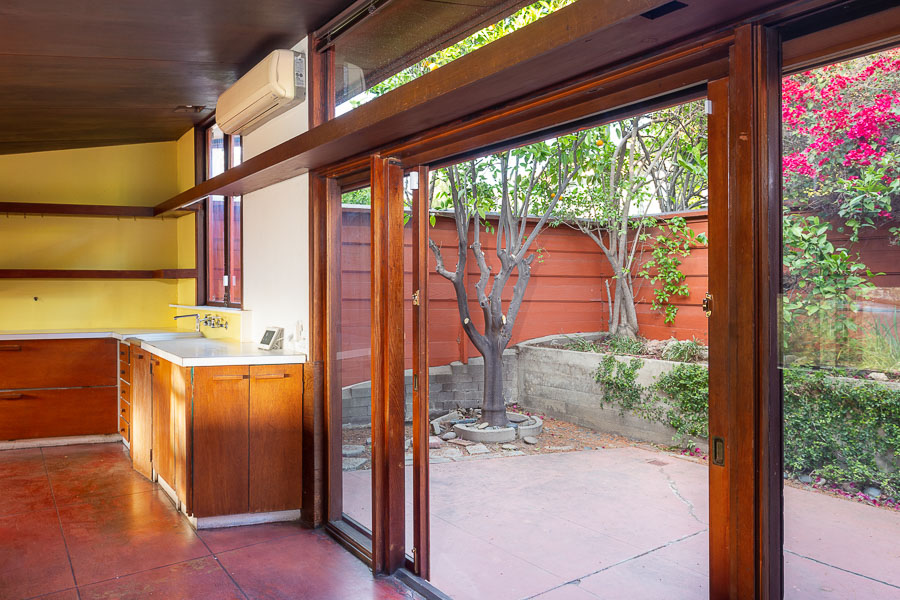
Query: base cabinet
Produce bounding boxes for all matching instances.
[191,363,303,517]
[0,339,117,441]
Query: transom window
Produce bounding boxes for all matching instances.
[204,123,242,307]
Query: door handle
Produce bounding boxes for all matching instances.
[212,374,250,381]
[0,393,25,400]
[0,344,22,351]
[253,373,290,380]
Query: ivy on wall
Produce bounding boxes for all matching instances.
[593,356,900,497]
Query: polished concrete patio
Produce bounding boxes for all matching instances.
[344,446,900,600]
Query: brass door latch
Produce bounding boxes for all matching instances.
[702,292,712,318]
[412,290,420,306]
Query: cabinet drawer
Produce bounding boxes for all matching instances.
[119,342,131,365]
[0,339,117,390]
[119,417,130,443]
[0,387,117,440]
[119,359,132,384]
[119,395,131,423]
[120,380,131,405]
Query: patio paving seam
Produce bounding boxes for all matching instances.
[40,447,82,600]
[521,528,708,600]
[784,549,900,590]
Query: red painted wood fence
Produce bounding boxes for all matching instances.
[337,207,711,386]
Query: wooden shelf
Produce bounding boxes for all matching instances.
[0,269,197,279]
[0,202,195,218]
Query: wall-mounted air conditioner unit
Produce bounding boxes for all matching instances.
[216,49,306,135]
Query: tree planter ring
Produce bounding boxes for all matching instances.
[453,412,543,443]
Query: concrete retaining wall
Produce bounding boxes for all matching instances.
[341,349,517,426]
[515,341,699,448]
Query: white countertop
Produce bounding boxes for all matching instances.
[0,329,306,367]
[139,338,306,367]
[0,328,197,341]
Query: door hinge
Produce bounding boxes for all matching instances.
[705,99,713,114]
[702,292,712,318]
[412,290,420,306]
[408,171,419,190]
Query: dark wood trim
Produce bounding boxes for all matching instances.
[325,176,343,523]
[724,24,782,598]
[705,75,730,599]
[302,41,336,530]
[782,4,900,72]
[411,165,430,579]
[0,202,156,218]
[0,269,196,279]
[302,176,329,529]
[154,0,818,216]
[369,155,406,574]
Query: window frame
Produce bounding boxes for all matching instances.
[199,119,243,309]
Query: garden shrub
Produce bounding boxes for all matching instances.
[783,368,900,497]
[654,363,709,445]
[662,338,705,363]
[593,356,900,497]
[605,335,647,356]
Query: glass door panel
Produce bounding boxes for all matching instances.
[780,46,900,597]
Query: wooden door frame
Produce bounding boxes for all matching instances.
[303,4,900,595]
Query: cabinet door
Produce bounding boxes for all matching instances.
[131,348,153,478]
[151,357,175,486]
[0,338,116,390]
[192,366,250,517]
[249,364,303,512]
[0,387,116,440]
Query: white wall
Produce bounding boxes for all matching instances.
[241,37,310,352]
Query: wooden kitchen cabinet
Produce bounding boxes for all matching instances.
[190,363,303,518]
[249,364,302,513]
[0,338,117,442]
[130,345,153,479]
[0,387,117,440]
[0,338,116,390]
[192,366,251,517]
[151,356,175,487]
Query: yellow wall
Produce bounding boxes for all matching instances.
[0,133,196,331]
[0,141,179,206]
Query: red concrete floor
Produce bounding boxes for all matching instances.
[0,443,421,600]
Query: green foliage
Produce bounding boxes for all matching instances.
[357,0,574,104]
[861,309,900,374]
[593,355,900,495]
[654,364,709,445]
[784,368,900,497]
[781,211,879,360]
[638,216,707,324]
[564,336,602,353]
[605,335,646,356]
[593,356,660,422]
[835,153,900,244]
[662,338,705,363]
[341,188,370,205]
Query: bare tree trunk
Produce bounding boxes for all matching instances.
[612,281,639,338]
[482,347,506,426]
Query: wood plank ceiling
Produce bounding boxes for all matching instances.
[0,0,352,155]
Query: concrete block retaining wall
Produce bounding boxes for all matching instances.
[341,350,518,426]
[514,342,694,448]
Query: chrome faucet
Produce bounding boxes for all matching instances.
[174,313,201,332]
